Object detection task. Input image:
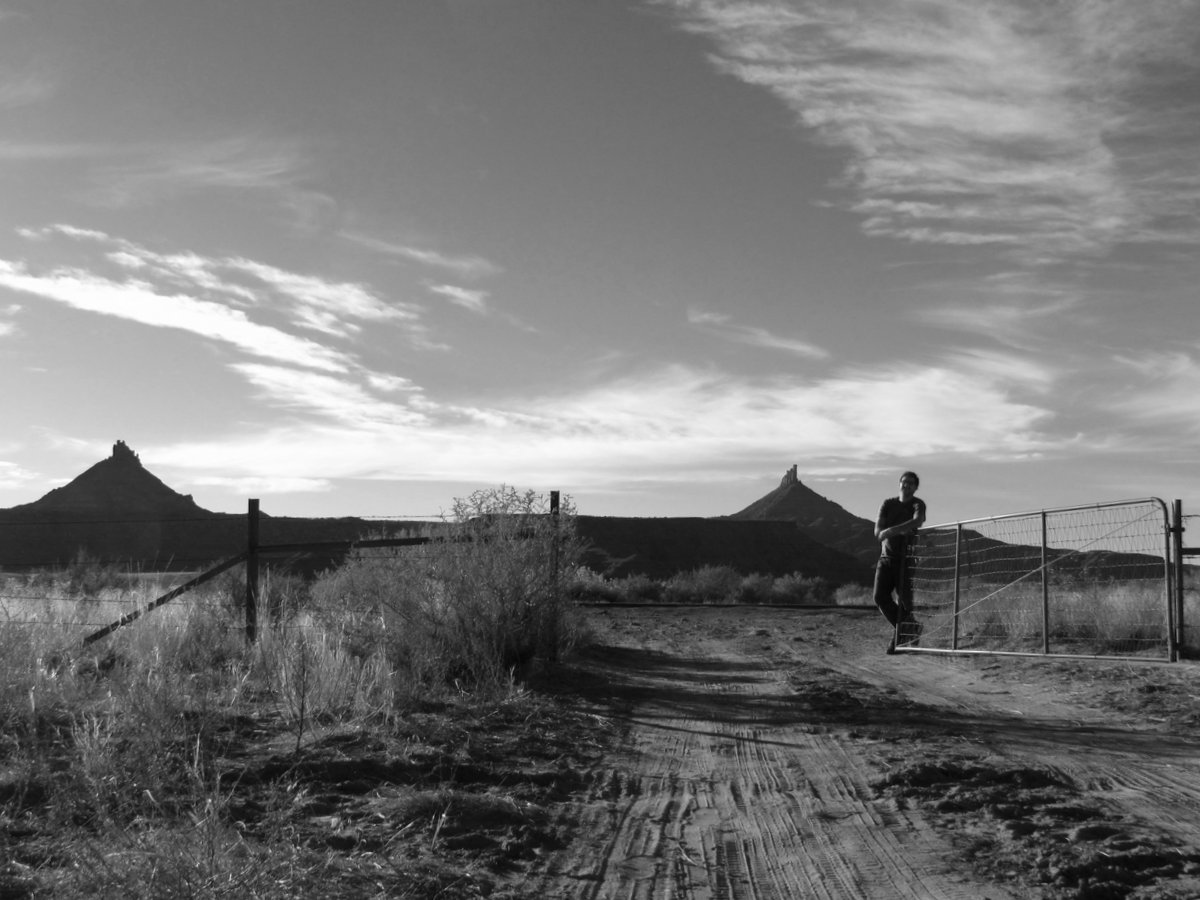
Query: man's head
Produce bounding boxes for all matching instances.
[899,471,919,497]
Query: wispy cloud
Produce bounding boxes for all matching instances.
[0,226,460,429]
[0,141,114,161]
[22,224,435,345]
[341,232,504,279]
[913,292,1079,348]
[939,347,1058,394]
[1110,350,1200,439]
[688,309,829,359]
[148,357,1056,493]
[0,258,354,373]
[225,258,428,340]
[230,363,429,429]
[0,72,54,108]
[427,283,489,314]
[0,459,38,490]
[656,0,1200,264]
[0,301,19,337]
[84,136,334,226]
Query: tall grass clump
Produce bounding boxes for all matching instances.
[0,565,410,897]
[309,486,585,696]
[940,575,1174,656]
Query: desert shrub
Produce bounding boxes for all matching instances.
[259,567,311,623]
[309,486,584,693]
[565,570,665,604]
[566,567,623,603]
[834,583,872,606]
[615,573,662,603]
[663,565,742,604]
[771,573,836,605]
[736,573,774,605]
[153,602,246,676]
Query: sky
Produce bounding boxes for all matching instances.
[1,0,1199,527]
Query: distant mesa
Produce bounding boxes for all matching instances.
[729,465,880,565]
[7,439,213,521]
[574,464,876,585]
[0,441,418,570]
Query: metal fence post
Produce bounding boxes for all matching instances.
[952,523,961,651]
[1172,499,1184,661]
[1041,510,1050,655]
[246,498,260,643]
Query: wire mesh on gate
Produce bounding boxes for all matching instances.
[908,498,1173,660]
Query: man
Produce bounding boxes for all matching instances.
[874,471,926,654]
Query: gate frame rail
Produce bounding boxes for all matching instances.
[912,497,1181,662]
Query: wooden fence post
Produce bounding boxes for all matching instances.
[545,490,561,662]
[246,498,260,643]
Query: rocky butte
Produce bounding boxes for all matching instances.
[727,465,881,565]
[9,440,216,521]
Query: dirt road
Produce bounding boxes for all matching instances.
[522,605,1200,900]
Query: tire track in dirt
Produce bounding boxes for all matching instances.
[822,638,1200,860]
[527,611,1023,899]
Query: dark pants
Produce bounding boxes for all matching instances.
[873,556,913,626]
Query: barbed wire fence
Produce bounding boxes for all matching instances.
[0,494,568,653]
[0,503,457,640]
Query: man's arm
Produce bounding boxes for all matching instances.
[874,504,889,541]
[878,501,925,541]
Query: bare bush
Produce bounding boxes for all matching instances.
[309,486,583,694]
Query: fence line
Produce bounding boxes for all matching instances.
[75,492,562,645]
[81,553,248,646]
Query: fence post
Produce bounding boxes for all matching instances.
[246,498,260,643]
[1041,510,1050,655]
[951,523,961,651]
[1172,499,1184,661]
[546,490,561,662]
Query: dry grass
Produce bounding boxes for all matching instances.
[0,488,594,899]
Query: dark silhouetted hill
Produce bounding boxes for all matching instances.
[0,449,873,584]
[729,465,881,564]
[576,516,871,584]
[9,440,213,521]
[0,441,414,570]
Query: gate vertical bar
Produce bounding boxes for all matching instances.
[1171,500,1183,661]
[951,523,962,651]
[1041,511,1050,655]
[246,498,260,644]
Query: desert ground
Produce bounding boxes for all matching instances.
[520,604,1200,900]
[8,602,1199,900]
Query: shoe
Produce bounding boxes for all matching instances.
[885,636,897,655]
